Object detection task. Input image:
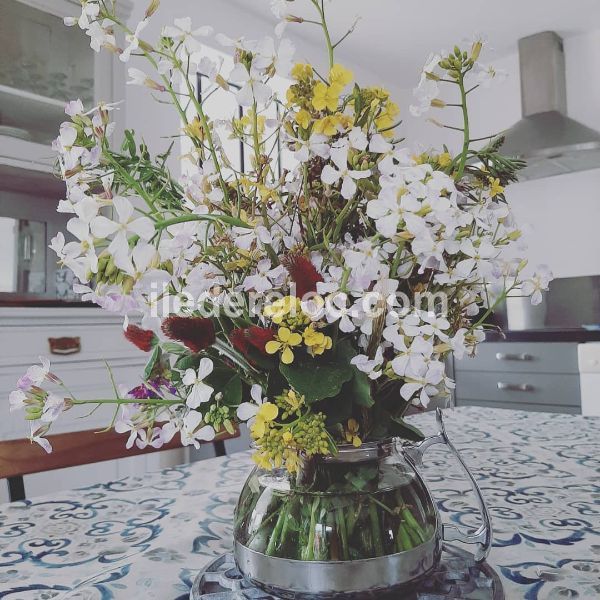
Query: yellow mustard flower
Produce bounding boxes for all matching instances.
[488,177,504,198]
[329,64,353,88]
[263,296,301,324]
[284,389,304,412]
[303,326,333,356]
[291,62,313,81]
[265,327,303,364]
[375,101,400,137]
[283,448,302,473]
[438,152,452,167]
[252,450,272,469]
[295,108,312,130]
[250,402,279,439]
[313,115,341,136]
[344,418,362,447]
[312,82,342,112]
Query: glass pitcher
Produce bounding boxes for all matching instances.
[233,409,492,599]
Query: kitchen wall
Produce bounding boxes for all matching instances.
[124,4,600,280]
[386,29,600,279]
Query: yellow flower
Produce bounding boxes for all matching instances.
[344,418,362,448]
[295,108,312,130]
[265,327,303,364]
[250,402,279,439]
[292,62,313,81]
[438,152,452,167]
[488,177,504,198]
[303,326,333,356]
[329,64,353,88]
[252,451,272,469]
[263,296,302,324]
[183,116,204,140]
[375,101,400,137]
[313,115,340,136]
[284,389,304,412]
[312,82,342,112]
[283,448,302,473]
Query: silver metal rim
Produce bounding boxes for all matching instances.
[234,530,442,597]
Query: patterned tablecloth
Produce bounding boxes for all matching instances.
[0,407,598,599]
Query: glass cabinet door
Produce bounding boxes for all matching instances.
[0,0,94,144]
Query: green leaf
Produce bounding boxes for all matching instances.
[143,345,161,380]
[174,353,201,371]
[221,375,242,407]
[390,417,425,442]
[349,369,374,408]
[161,342,188,355]
[280,358,354,404]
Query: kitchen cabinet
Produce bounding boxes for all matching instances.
[453,342,581,414]
[0,307,185,502]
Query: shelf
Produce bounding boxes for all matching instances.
[0,83,69,143]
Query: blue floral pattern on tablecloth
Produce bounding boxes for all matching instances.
[0,407,598,599]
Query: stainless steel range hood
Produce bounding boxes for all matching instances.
[501,31,600,180]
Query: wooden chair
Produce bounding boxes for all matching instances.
[0,428,238,501]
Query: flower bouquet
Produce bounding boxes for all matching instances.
[11,0,550,595]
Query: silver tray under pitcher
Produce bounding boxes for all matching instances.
[190,545,504,600]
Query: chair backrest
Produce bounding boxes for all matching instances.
[0,428,238,501]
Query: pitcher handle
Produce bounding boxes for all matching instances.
[402,408,492,563]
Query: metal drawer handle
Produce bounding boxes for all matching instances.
[48,337,81,355]
[495,352,534,362]
[497,382,535,392]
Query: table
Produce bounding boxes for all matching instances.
[0,407,598,599]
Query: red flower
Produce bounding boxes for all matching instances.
[231,326,275,356]
[124,325,156,352]
[161,316,216,353]
[282,253,323,298]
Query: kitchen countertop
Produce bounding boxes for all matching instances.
[484,328,600,343]
[0,407,598,599]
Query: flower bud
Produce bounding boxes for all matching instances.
[471,40,483,62]
[145,0,160,18]
[430,98,446,109]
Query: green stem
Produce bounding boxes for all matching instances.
[71,398,179,406]
[155,214,251,230]
[456,74,470,179]
[336,507,349,560]
[266,500,288,556]
[305,497,320,560]
[368,501,384,557]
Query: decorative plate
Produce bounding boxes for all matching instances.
[190,544,504,600]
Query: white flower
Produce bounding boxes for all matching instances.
[162,17,213,63]
[366,185,421,238]
[400,361,445,407]
[65,99,85,117]
[409,54,441,118]
[180,410,215,447]
[9,390,27,412]
[348,127,368,151]
[321,145,371,200]
[182,358,214,408]
[389,335,432,378]
[30,425,52,454]
[522,266,553,306]
[351,347,384,380]
[41,394,67,423]
[236,385,266,426]
[115,405,146,449]
[120,19,148,62]
[241,260,286,293]
[254,37,295,77]
[291,133,330,163]
[229,63,272,107]
[127,68,164,91]
[25,357,52,387]
[91,196,155,263]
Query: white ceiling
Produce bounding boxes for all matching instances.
[228,0,600,84]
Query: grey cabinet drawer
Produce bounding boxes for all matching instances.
[457,399,580,415]
[454,342,579,374]
[455,371,581,407]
